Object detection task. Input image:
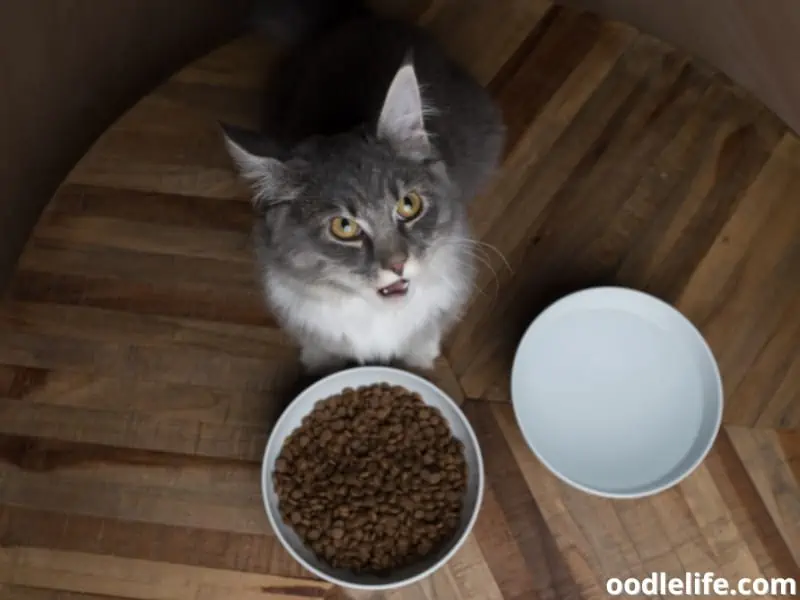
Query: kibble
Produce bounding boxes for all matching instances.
[273,383,468,574]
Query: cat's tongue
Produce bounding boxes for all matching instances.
[378,279,409,298]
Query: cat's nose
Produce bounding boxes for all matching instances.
[388,260,405,276]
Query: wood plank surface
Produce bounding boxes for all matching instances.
[0,0,797,598]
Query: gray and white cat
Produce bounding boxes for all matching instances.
[222,0,505,374]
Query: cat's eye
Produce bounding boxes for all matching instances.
[396,191,423,220]
[330,216,361,240]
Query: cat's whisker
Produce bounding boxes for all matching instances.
[446,247,499,301]
[443,269,486,298]
[436,235,512,274]
[473,255,501,301]
[436,237,503,296]
[473,240,513,274]
[447,258,488,298]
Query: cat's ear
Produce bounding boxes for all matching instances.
[220,123,302,208]
[376,62,431,160]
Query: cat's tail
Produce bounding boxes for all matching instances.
[249,0,367,45]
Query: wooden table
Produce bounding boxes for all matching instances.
[0,1,797,598]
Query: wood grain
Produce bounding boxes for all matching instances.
[0,0,797,598]
[0,547,330,599]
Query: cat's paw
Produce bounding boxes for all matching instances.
[402,354,437,371]
[401,337,440,371]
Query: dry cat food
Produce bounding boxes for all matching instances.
[273,383,468,573]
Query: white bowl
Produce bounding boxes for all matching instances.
[261,366,485,591]
[511,286,723,499]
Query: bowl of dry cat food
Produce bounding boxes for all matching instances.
[261,366,484,591]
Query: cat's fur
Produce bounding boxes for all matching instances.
[223,0,505,374]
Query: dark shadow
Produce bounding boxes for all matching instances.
[507,271,621,365]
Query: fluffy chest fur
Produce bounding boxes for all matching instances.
[265,264,466,363]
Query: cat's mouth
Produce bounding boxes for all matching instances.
[377,279,409,298]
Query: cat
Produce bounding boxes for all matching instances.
[222,0,505,374]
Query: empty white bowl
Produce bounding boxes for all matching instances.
[511,287,723,499]
[261,366,484,591]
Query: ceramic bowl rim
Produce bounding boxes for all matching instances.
[261,365,486,591]
[510,286,724,500]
